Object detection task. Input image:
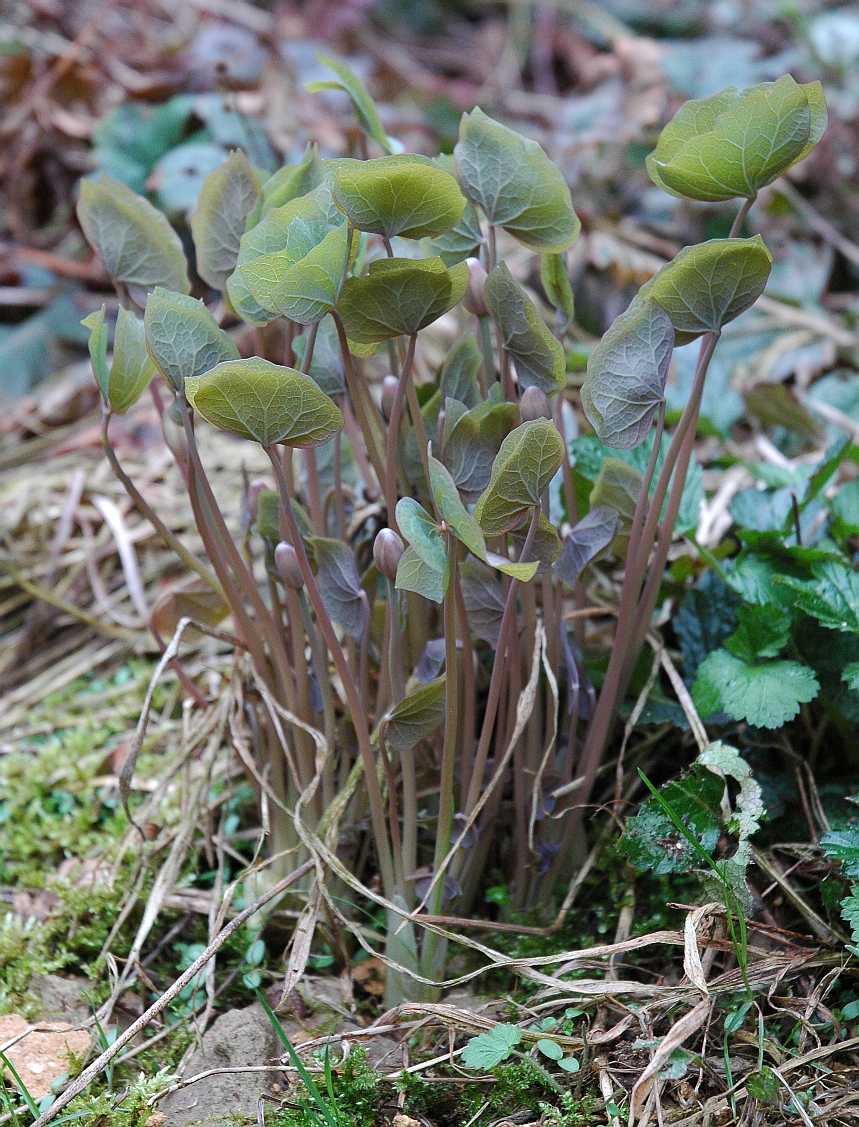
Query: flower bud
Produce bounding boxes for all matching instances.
[463,257,488,317]
[274,541,304,590]
[373,528,404,580]
[381,375,399,421]
[162,398,188,462]
[520,385,551,421]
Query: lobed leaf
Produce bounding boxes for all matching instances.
[485,264,565,393]
[460,1024,523,1070]
[144,287,239,390]
[186,357,343,447]
[331,155,466,240]
[693,649,818,728]
[77,175,190,298]
[454,108,580,253]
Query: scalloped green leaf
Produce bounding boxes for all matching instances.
[582,298,674,449]
[144,287,239,390]
[109,307,157,413]
[191,150,261,291]
[307,52,393,155]
[454,107,580,253]
[337,257,467,343]
[474,419,565,537]
[647,76,827,202]
[384,676,447,753]
[485,264,565,393]
[331,155,465,240]
[77,175,189,298]
[640,237,772,345]
[693,650,819,728]
[186,357,343,447]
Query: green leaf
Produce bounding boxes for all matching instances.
[331,155,466,240]
[77,174,190,298]
[558,1056,581,1073]
[698,741,765,889]
[395,545,446,604]
[590,458,641,525]
[777,561,859,634]
[460,560,505,644]
[461,1023,523,1070]
[623,764,724,874]
[843,663,859,693]
[841,889,859,944]
[440,337,482,408]
[474,419,565,537]
[144,287,239,390]
[444,400,518,502]
[746,1067,781,1107]
[554,506,619,586]
[428,453,486,561]
[383,676,446,753]
[108,307,157,413]
[186,358,343,447]
[454,108,580,253]
[191,150,261,291]
[693,650,819,728]
[640,237,772,345]
[540,253,575,330]
[536,1038,563,1062]
[81,306,110,401]
[647,76,827,202]
[430,160,484,263]
[724,603,791,663]
[309,538,367,640]
[485,264,565,393]
[832,480,859,535]
[821,826,859,879]
[395,497,449,582]
[337,257,468,343]
[582,298,673,449]
[257,144,325,217]
[308,52,393,154]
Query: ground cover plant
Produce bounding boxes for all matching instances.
[3,3,859,1125]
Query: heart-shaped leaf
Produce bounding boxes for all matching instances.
[82,306,158,413]
[228,189,350,325]
[454,108,580,253]
[144,288,239,390]
[440,337,482,408]
[460,560,505,644]
[77,175,190,298]
[191,150,261,291]
[395,546,446,604]
[647,76,827,202]
[554,507,619,586]
[309,537,368,640]
[186,357,343,447]
[331,155,465,239]
[582,299,674,448]
[257,143,325,217]
[485,264,565,393]
[307,52,393,155]
[444,399,518,501]
[641,237,772,345]
[383,676,446,753]
[590,458,642,531]
[475,419,565,537]
[337,257,468,343]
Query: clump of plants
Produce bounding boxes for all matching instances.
[78,58,829,1002]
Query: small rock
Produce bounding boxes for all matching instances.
[0,1015,91,1100]
[391,1116,422,1127]
[31,974,92,1025]
[157,1003,282,1126]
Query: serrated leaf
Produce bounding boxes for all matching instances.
[540,253,574,329]
[821,827,859,879]
[109,307,157,413]
[475,419,565,537]
[440,336,482,408]
[337,257,467,343]
[144,287,239,390]
[647,76,827,202]
[308,52,393,154]
[675,573,739,680]
[640,237,772,345]
[485,264,565,393]
[454,108,580,253]
[724,603,791,663]
[81,306,110,401]
[623,764,724,874]
[698,741,765,888]
[383,676,446,753]
[832,481,859,535]
[461,1023,523,1070]
[77,175,190,297]
[582,299,673,449]
[309,537,367,640]
[395,545,446,604]
[693,649,818,728]
[331,155,465,240]
[191,150,261,291]
[185,358,343,447]
[841,889,859,944]
[777,561,859,634]
[554,506,619,586]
